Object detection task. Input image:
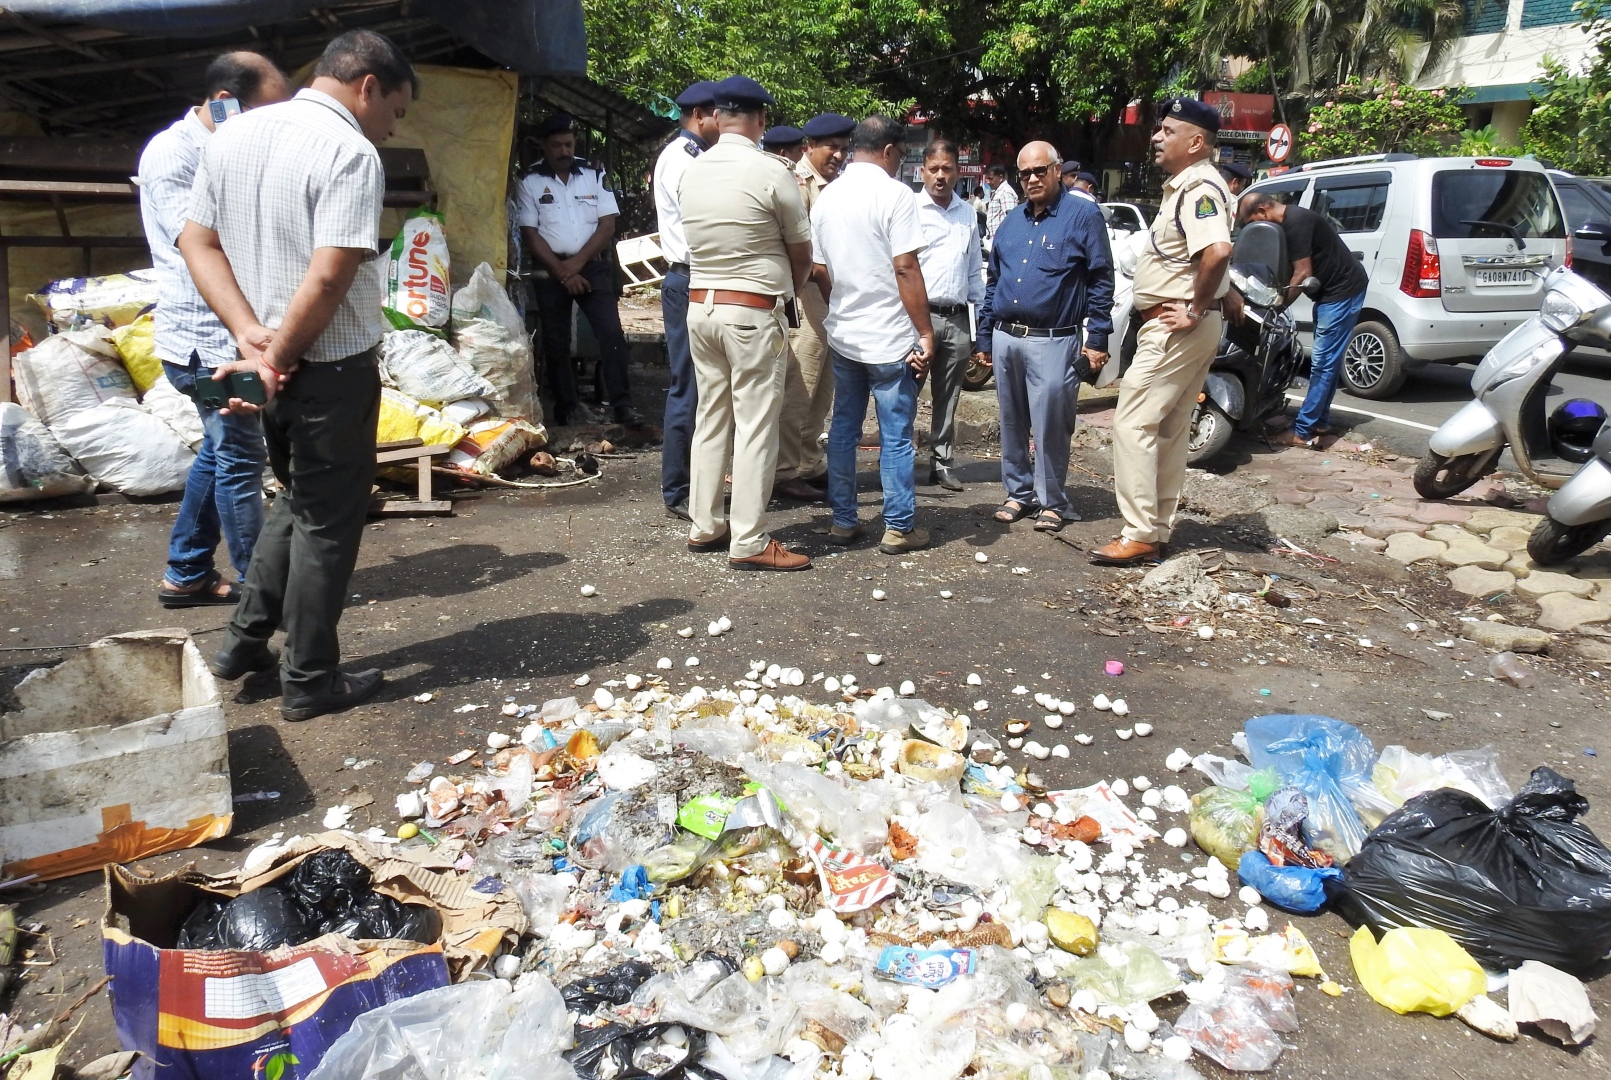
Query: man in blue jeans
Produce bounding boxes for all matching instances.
[1240,192,1369,448]
[810,116,934,554]
[138,51,290,607]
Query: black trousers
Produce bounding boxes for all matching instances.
[532,259,632,416]
[225,352,380,696]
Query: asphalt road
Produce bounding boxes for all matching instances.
[1298,347,1611,457]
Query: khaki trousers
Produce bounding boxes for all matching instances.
[774,290,833,481]
[688,299,789,558]
[1111,312,1221,544]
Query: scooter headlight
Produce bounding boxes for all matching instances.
[1540,291,1586,333]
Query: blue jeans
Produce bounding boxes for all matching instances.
[1294,291,1366,439]
[660,265,695,507]
[162,358,267,587]
[826,353,918,533]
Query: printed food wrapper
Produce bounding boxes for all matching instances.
[384,208,451,336]
[1047,781,1159,844]
[803,831,897,913]
[875,946,977,987]
[1213,923,1324,977]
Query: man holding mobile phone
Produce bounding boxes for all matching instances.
[139,51,290,609]
[179,30,415,721]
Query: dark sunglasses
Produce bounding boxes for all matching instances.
[1020,163,1057,179]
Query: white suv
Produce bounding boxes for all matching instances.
[1240,154,1569,398]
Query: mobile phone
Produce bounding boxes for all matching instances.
[230,369,267,405]
[208,96,242,124]
[784,299,801,329]
[196,373,231,410]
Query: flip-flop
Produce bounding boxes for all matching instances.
[157,569,240,608]
[993,500,1038,523]
[1033,511,1067,533]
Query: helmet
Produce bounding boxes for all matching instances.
[1549,398,1607,464]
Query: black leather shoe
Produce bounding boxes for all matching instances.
[929,465,964,492]
[614,406,646,427]
[665,500,692,522]
[209,642,277,681]
[281,668,384,722]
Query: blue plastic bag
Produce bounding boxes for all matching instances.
[1238,851,1342,913]
[1244,715,1386,862]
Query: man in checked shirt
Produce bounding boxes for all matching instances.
[179,30,415,722]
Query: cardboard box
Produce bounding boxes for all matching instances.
[0,629,231,881]
[103,831,527,1080]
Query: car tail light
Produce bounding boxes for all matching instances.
[1474,158,1512,167]
[1565,232,1574,270]
[1400,230,1441,297]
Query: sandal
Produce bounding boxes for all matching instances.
[158,569,241,608]
[1033,510,1067,533]
[993,499,1037,524]
[1269,430,1319,450]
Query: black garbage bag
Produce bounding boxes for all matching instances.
[176,896,227,949]
[287,850,374,923]
[216,887,315,950]
[568,1022,707,1080]
[561,959,658,1011]
[318,892,442,943]
[1330,766,1611,974]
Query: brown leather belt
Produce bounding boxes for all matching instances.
[690,288,778,310]
[1137,299,1220,324]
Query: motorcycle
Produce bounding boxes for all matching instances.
[1184,220,1309,465]
[1416,264,1611,500]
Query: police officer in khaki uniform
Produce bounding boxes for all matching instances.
[773,112,854,501]
[678,76,815,571]
[1092,98,1243,566]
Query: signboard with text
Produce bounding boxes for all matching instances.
[1203,91,1275,143]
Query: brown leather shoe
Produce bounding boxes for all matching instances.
[1089,538,1166,566]
[688,530,730,553]
[774,478,825,502]
[729,538,812,571]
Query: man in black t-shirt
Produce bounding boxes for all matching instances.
[1240,192,1370,447]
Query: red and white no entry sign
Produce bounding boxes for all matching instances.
[1266,123,1293,163]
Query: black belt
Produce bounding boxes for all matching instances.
[668,262,690,274]
[999,322,1080,339]
[929,302,967,316]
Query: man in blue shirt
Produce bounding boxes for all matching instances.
[979,140,1114,532]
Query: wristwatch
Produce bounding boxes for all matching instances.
[1185,304,1206,322]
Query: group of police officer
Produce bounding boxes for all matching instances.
[519,83,1244,570]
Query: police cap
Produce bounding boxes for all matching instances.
[762,125,805,149]
[1219,160,1253,182]
[1060,160,1080,176]
[802,113,856,140]
[1159,97,1220,133]
[536,113,575,139]
[711,75,776,110]
[675,81,717,109]
[1076,172,1098,186]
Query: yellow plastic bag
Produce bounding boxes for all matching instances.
[378,387,465,447]
[1349,925,1485,1016]
[110,314,163,395]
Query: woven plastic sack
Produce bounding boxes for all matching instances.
[452,263,538,421]
[448,418,545,477]
[141,377,206,450]
[50,397,193,496]
[111,314,163,394]
[379,329,494,406]
[12,327,134,428]
[27,268,157,332]
[383,208,451,335]
[0,402,93,503]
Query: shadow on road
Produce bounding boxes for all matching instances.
[349,544,566,600]
[221,723,316,838]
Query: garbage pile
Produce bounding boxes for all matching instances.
[265,663,1605,1079]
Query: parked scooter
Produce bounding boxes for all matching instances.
[1185,220,1309,464]
[1416,264,1611,499]
[1528,414,1611,563]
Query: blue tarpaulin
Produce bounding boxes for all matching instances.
[4,0,587,75]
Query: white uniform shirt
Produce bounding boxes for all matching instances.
[652,129,706,266]
[516,158,619,258]
[914,188,984,309]
[810,162,927,365]
[187,88,386,363]
[138,107,236,367]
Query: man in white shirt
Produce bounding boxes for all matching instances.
[179,29,414,721]
[914,139,984,493]
[140,51,289,610]
[812,115,934,555]
[518,114,640,427]
[653,81,719,521]
[984,163,1018,241]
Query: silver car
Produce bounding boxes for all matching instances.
[1240,154,1570,398]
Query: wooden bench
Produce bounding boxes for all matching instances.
[372,438,454,516]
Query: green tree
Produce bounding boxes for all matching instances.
[1520,2,1611,173]
[1301,80,1466,159]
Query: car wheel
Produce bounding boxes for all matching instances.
[962,353,993,391]
[1187,401,1235,465]
[1341,319,1407,399]
[1527,515,1611,565]
[1413,448,1502,500]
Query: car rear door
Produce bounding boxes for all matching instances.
[1554,178,1611,292]
[1432,162,1566,312]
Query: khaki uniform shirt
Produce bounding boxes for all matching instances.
[680,133,810,297]
[794,155,832,325]
[1131,157,1232,307]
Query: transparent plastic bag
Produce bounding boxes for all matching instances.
[1223,968,1298,1033]
[511,873,573,933]
[1372,744,1512,809]
[1244,715,1381,862]
[1173,983,1285,1071]
[1053,941,1181,1006]
[1188,787,1264,867]
[676,721,759,761]
[654,972,799,1063]
[746,759,888,854]
[568,791,677,872]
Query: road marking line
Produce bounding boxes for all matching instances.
[1282,392,1439,432]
